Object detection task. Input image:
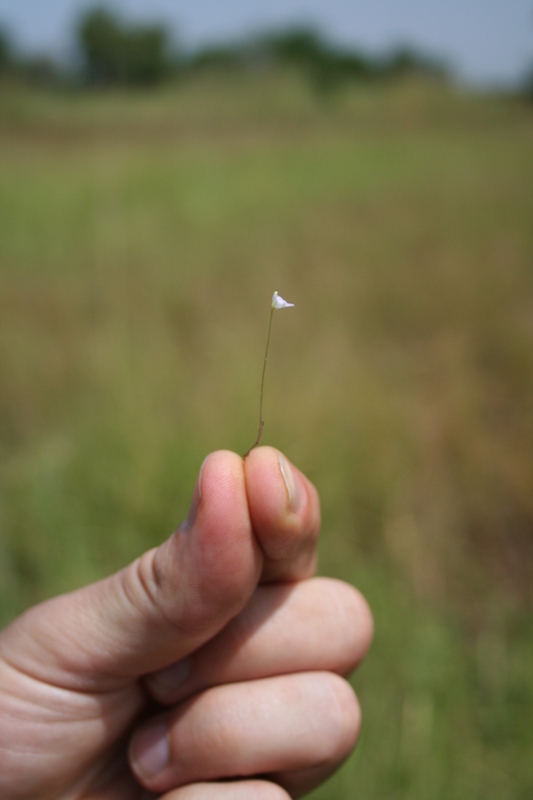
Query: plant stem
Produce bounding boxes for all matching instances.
[245,305,274,457]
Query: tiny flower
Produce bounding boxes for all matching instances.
[245,291,295,456]
[272,291,295,309]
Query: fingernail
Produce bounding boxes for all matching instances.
[179,457,207,533]
[197,455,207,502]
[131,720,169,778]
[152,657,191,692]
[278,453,303,513]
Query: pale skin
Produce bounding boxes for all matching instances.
[0,447,373,799]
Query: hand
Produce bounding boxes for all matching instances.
[0,447,373,799]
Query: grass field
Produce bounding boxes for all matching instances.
[1,73,533,798]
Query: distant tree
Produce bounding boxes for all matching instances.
[78,7,170,86]
[19,56,60,86]
[188,44,242,73]
[265,28,324,65]
[121,26,168,84]
[260,27,376,96]
[73,14,450,93]
[524,72,533,100]
[380,46,449,81]
[0,26,66,86]
[0,27,13,75]
[78,9,121,83]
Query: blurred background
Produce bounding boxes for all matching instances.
[1,1,533,797]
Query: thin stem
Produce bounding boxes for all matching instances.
[245,305,274,457]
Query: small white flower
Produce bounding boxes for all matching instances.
[272,291,294,310]
[245,290,296,455]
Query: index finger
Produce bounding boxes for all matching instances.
[244,447,321,583]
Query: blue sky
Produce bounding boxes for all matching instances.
[1,0,532,86]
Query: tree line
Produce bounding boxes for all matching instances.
[0,6,459,93]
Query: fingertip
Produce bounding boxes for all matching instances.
[146,449,262,648]
[243,448,321,580]
[197,450,245,505]
[244,446,293,522]
[351,586,374,661]
[322,579,374,670]
[179,451,242,534]
[186,450,247,546]
[321,673,362,760]
[185,450,262,610]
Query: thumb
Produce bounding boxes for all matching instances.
[0,451,262,691]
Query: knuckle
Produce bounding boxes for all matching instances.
[185,689,239,755]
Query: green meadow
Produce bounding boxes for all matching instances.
[1,73,533,797]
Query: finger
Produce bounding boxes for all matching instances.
[270,762,344,799]
[0,451,262,691]
[159,781,291,800]
[245,447,321,582]
[146,578,373,705]
[129,672,361,795]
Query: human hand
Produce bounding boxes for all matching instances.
[0,447,372,799]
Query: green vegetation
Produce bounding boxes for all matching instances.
[0,74,532,798]
[0,10,451,92]
[78,8,170,86]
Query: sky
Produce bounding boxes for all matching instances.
[0,0,532,87]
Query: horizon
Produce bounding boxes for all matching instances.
[0,0,532,89]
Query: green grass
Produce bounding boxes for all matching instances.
[1,73,533,798]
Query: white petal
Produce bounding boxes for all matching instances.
[272,291,294,309]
